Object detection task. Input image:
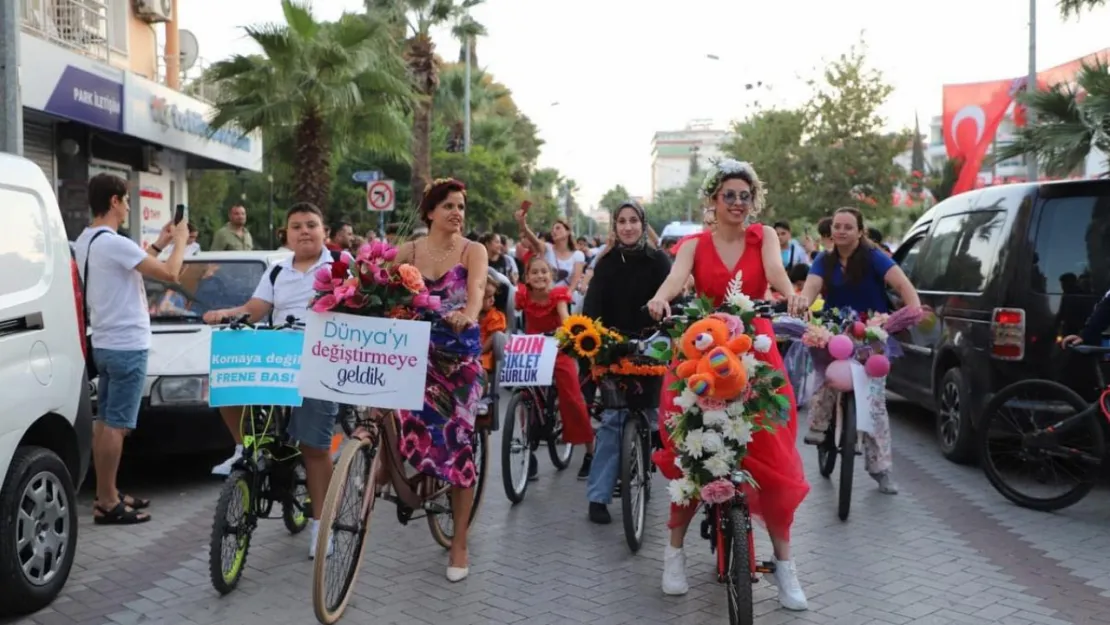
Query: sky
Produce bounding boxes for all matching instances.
[178,0,1110,212]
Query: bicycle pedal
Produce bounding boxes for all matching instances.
[757,561,776,574]
[749,574,761,584]
[423,502,449,515]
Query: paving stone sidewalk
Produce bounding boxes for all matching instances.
[9,400,1110,625]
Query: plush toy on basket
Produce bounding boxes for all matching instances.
[774,306,924,393]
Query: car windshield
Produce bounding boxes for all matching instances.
[146,260,266,323]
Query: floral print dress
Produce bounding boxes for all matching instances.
[397,264,485,488]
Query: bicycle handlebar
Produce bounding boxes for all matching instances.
[1068,344,1110,356]
[217,314,305,331]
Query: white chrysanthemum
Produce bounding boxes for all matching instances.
[753,335,773,353]
[681,428,706,458]
[702,430,724,454]
[668,477,697,505]
[723,416,753,444]
[725,400,745,417]
[703,409,729,428]
[867,327,889,343]
[742,353,761,377]
[704,451,734,478]
[673,389,699,410]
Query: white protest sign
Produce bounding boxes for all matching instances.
[299,311,431,410]
[498,334,558,387]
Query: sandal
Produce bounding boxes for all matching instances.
[95,493,150,510]
[93,501,152,525]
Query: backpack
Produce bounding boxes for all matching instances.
[267,249,345,325]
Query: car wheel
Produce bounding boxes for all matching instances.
[0,446,79,617]
[936,367,976,464]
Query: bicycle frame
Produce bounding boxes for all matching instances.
[700,476,774,582]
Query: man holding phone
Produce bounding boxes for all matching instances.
[76,174,190,525]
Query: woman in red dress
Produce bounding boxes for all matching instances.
[647,159,811,611]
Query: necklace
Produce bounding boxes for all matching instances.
[425,238,457,265]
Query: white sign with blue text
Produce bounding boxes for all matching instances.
[209,330,304,407]
[498,335,558,387]
[298,312,431,410]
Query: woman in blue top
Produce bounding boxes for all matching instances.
[798,207,920,494]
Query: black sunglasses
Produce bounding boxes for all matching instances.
[721,190,753,206]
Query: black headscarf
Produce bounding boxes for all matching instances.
[612,200,648,254]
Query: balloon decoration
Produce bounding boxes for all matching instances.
[865,354,891,378]
[827,334,855,361]
[825,360,854,392]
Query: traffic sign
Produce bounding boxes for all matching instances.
[352,170,382,183]
[367,180,395,212]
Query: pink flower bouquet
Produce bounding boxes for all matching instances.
[310,240,440,319]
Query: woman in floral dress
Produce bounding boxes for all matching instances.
[395,178,488,583]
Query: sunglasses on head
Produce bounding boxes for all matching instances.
[721,190,753,206]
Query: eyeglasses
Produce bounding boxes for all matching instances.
[721,190,753,206]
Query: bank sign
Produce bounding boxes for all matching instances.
[19,34,123,132]
[124,74,263,172]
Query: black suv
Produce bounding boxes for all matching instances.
[888,179,1110,464]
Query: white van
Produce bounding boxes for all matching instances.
[0,154,92,616]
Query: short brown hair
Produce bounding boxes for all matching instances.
[88,173,128,218]
[418,178,467,226]
[285,202,323,222]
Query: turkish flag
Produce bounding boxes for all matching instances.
[946,81,1014,195]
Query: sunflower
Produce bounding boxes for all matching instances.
[573,329,602,359]
[562,314,596,338]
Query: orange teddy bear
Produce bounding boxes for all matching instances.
[675,317,752,401]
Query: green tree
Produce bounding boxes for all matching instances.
[430,145,516,230]
[598,185,632,214]
[723,108,809,219]
[644,178,702,232]
[365,0,485,207]
[206,1,412,211]
[910,112,926,175]
[1058,0,1107,17]
[994,60,1110,177]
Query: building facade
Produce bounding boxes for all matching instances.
[649,121,732,200]
[18,0,262,247]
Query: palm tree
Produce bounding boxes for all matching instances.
[1058,0,1107,17]
[365,0,485,206]
[994,60,1110,177]
[206,0,413,210]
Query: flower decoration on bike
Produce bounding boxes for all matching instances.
[772,305,924,392]
[309,240,441,319]
[659,271,789,506]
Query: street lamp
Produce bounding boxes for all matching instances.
[266,174,274,248]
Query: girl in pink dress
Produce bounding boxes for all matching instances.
[646,159,811,612]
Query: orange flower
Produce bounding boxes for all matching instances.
[396,264,425,293]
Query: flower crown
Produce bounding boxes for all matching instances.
[424,177,467,195]
[699,158,759,202]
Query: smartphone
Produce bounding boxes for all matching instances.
[520,200,531,215]
[173,204,186,225]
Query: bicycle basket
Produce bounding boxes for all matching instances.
[597,373,663,411]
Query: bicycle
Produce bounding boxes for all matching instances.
[814,389,859,522]
[207,315,310,595]
[593,331,667,554]
[500,334,575,504]
[664,300,785,625]
[311,407,489,624]
[979,343,1110,512]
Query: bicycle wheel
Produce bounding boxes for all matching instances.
[979,379,1105,511]
[817,417,837,478]
[429,428,489,548]
[208,470,254,595]
[726,505,755,625]
[282,456,310,534]
[312,439,379,625]
[838,393,857,522]
[547,403,575,470]
[501,392,532,504]
[620,416,648,553]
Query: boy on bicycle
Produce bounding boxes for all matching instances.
[203,202,350,559]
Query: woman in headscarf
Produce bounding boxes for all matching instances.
[580,200,672,524]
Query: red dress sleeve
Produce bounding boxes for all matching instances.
[550,285,572,305]
[745,222,765,247]
[514,283,529,310]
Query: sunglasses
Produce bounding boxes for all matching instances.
[721,190,753,206]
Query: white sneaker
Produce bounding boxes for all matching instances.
[661,545,689,596]
[769,559,808,611]
[308,519,334,560]
[211,445,243,476]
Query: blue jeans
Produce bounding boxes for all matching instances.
[94,348,148,430]
[586,408,657,505]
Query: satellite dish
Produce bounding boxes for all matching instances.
[178,29,199,72]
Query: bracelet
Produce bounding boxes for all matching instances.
[151,243,163,253]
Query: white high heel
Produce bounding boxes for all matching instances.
[446,566,469,582]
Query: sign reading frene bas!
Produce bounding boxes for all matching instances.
[498,334,557,387]
[298,311,431,410]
